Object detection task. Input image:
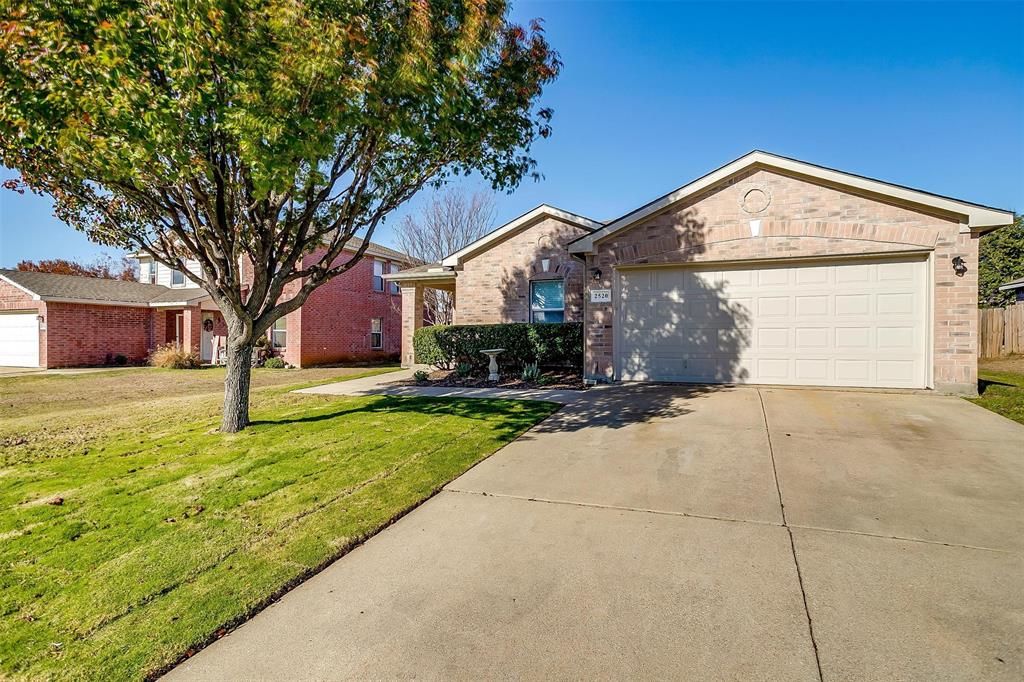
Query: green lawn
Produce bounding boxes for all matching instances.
[0,367,557,680]
[970,357,1024,426]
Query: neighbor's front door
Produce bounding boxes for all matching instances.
[200,313,214,363]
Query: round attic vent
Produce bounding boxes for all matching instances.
[741,186,771,214]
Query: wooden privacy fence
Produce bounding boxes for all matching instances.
[979,305,1024,358]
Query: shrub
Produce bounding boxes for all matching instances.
[413,322,582,371]
[113,354,128,366]
[455,362,474,377]
[149,344,200,369]
[263,356,287,369]
[413,369,430,382]
[521,362,540,382]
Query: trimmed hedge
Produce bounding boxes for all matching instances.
[414,323,583,371]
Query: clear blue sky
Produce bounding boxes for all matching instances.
[1,1,1022,268]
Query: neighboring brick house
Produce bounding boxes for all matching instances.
[0,238,406,368]
[386,151,1014,395]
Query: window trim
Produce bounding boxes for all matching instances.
[529,279,566,323]
[370,317,383,349]
[170,268,186,287]
[389,262,400,294]
[372,260,385,292]
[271,317,288,349]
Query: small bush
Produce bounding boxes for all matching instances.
[113,354,128,366]
[263,356,287,369]
[413,369,430,382]
[413,322,582,371]
[149,344,200,369]
[521,362,540,382]
[455,362,474,378]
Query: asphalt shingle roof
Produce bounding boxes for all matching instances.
[0,269,184,305]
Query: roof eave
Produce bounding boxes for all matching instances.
[440,204,603,267]
[569,151,1015,254]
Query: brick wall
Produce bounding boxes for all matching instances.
[291,249,401,365]
[44,302,154,367]
[455,216,590,324]
[584,168,979,392]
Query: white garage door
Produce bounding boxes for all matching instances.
[617,258,928,388]
[0,312,41,367]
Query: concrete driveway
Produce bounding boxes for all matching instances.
[169,385,1024,681]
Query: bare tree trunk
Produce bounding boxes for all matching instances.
[221,342,254,432]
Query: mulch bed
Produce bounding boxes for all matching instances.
[399,368,588,391]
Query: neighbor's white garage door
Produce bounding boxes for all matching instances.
[617,258,928,388]
[0,312,41,367]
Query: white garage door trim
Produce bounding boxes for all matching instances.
[0,311,41,368]
[614,255,932,389]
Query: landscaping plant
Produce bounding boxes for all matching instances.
[0,0,561,431]
[149,343,200,369]
[414,322,583,371]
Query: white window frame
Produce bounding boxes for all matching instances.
[372,260,385,292]
[529,279,565,323]
[370,317,383,349]
[170,268,185,286]
[389,262,400,294]
[271,318,287,348]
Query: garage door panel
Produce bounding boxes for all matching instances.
[617,259,927,389]
[0,312,41,367]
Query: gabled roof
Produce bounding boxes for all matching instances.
[570,150,1016,254]
[440,204,603,267]
[999,276,1024,292]
[0,269,200,307]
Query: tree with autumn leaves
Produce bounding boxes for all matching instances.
[0,0,560,431]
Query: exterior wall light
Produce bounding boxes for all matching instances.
[590,268,602,281]
[952,256,967,277]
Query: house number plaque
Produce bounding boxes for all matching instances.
[590,289,612,303]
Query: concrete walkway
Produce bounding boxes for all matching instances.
[296,367,587,404]
[169,383,1024,681]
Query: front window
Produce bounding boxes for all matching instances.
[370,318,383,349]
[271,318,287,348]
[170,268,185,286]
[530,280,565,323]
[389,262,400,294]
[372,260,384,292]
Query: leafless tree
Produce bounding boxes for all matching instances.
[394,188,496,324]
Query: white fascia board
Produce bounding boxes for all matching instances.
[0,273,42,300]
[569,151,1015,254]
[37,297,152,308]
[998,281,1024,291]
[441,205,603,267]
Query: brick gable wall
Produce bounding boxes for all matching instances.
[455,216,590,324]
[584,168,979,392]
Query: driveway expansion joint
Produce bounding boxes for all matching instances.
[442,488,783,528]
[758,388,825,682]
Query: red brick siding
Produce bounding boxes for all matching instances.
[0,279,46,366]
[292,251,401,365]
[44,302,153,367]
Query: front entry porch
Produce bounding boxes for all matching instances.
[388,266,457,367]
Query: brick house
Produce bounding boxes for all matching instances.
[386,151,1014,395]
[0,238,406,368]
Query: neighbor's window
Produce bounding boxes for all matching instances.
[271,318,287,348]
[389,262,400,294]
[372,260,385,292]
[170,268,185,286]
[370,317,383,349]
[530,280,565,323]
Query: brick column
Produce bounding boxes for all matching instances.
[182,306,202,356]
[400,284,424,368]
